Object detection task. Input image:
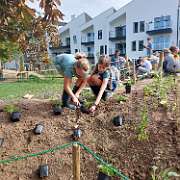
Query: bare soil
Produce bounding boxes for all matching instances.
[0,79,179,180]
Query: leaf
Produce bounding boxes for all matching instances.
[167,171,180,177]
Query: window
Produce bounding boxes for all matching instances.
[98,30,102,39]
[73,35,77,44]
[133,22,138,33]
[100,45,104,55]
[139,40,144,51]
[75,49,78,53]
[105,45,107,54]
[153,35,170,50]
[132,41,136,51]
[140,21,145,32]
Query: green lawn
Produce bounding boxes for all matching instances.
[0,79,64,101]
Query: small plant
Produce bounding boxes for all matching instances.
[151,165,180,180]
[4,104,19,113]
[4,104,21,122]
[115,95,128,103]
[98,164,116,177]
[50,99,62,115]
[137,107,149,141]
[50,99,61,107]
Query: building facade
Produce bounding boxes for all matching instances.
[49,0,180,63]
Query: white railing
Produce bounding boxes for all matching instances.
[81,34,94,43]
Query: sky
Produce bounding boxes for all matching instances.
[61,0,132,22]
[28,0,132,22]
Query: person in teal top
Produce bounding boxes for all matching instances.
[53,53,90,110]
[87,55,111,112]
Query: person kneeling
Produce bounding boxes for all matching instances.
[87,55,114,113]
[53,53,90,110]
[138,57,152,75]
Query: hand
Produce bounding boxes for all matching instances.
[72,96,80,106]
[75,93,80,99]
[89,105,96,112]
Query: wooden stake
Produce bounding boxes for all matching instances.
[158,52,164,73]
[133,59,137,83]
[72,143,80,180]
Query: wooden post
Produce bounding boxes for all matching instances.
[158,52,164,73]
[72,143,80,180]
[133,59,137,83]
[176,79,180,128]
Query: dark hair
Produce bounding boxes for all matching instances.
[92,55,110,74]
[169,46,178,53]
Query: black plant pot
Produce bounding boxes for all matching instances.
[39,164,49,178]
[72,128,81,141]
[97,172,111,180]
[34,124,44,135]
[80,105,90,114]
[113,115,124,127]
[0,138,4,147]
[52,105,62,115]
[125,84,131,94]
[10,112,21,122]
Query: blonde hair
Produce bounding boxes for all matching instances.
[74,52,90,72]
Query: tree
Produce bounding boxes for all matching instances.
[0,0,63,71]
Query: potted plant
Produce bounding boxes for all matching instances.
[4,104,21,122]
[51,99,62,115]
[97,165,115,180]
[124,79,132,94]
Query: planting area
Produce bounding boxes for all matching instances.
[0,77,180,179]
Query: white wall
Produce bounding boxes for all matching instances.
[126,0,179,59]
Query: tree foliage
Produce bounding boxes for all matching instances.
[0,0,63,62]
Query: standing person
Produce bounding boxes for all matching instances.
[53,53,90,110]
[144,37,153,57]
[87,55,112,112]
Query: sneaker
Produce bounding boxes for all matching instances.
[62,103,77,110]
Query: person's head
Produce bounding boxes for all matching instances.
[163,48,171,56]
[115,50,120,57]
[74,52,90,78]
[97,55,110,73]
[140,57,147,65]
[147,37,151,42]
[169,46,179,55]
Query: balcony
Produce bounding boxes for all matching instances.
[109,26,126,41]
[146,18,173,35]
[81,36,94,45]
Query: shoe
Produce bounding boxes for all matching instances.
[102,90,112,101]
[62,103,77,110]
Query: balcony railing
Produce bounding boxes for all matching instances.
[109,26,126,41]
[81,35,94,45]
[146,20,173,35]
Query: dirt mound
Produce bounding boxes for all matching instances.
[0,79,179,180]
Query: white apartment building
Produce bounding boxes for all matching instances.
[50,0,180,63]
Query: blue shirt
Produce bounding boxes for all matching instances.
[53,54,75,78]
[142,60,152,72]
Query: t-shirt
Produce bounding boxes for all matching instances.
[147,42,152,57]
[164,54,180,73]
[99,70,110,80]
[53,54,75,78]
[142,60,152,72]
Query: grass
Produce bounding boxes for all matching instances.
[0,79,64,101]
